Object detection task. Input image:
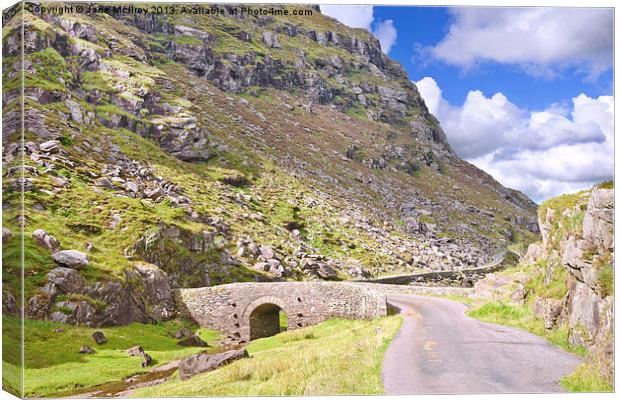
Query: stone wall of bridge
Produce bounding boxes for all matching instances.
[175,282,387,343]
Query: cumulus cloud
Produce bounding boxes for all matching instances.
[373,19,397,54]
[319,5,374,29]
[319,5,397,54]
[415,77,614,202]
[426,8,613,77]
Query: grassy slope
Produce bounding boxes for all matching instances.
[2,317,220,397]
[131,316,402,397]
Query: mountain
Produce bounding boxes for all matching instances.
[2,4,538,326]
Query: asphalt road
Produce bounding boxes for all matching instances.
[382,294,581,394]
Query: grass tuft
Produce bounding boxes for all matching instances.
[560,362,613,392]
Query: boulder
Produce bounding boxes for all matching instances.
[47,267,84,293]
[177,335,209,347]
[2,228,11,243]
[472,274,514,300]
[267,258,281,269]
[261,31,281,48]
[65,99,83,123]
[145,187,165,200]
[2,291,17,316]
[39,139,61,153]
[403,217,420,233]
[316,263,338,280]
[141,352,153,367]
[27,295,50,319]
[32,229,61,252]
[126,345,144,356]
[125,181,139,193]
[125,263,175,320]
[178,348,249,380]
[174,327,192,339]
[259,245,275,260]
[510,283,527,303]
[92,331,107,344]
[174,25,210,41]
[523,242,545,264]
[52,250,89,269]
[253,262,270,272]
[79,345,96,354]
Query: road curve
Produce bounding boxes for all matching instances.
[382,294,581,394]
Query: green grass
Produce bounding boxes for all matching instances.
[80,71,114,93]
[596,180,614,189]
[507,242,528,260]
[597,262,614,297]
[2,233,56,299]
[467,301,586,356]
[2,360,22,397]
[594,251,614,297]
[6,48,71,93]
[2,316,221,397]
[279,310,288,331]
[525,260,568,300]
[560,362,613,392]
[430,294,475,306]
[131,316,402,397]
[173,35,205,46]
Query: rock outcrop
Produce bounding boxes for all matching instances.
[558,188,614,384]
[474,185,614,386]
[545,188,613,349]
[29,263,176,327]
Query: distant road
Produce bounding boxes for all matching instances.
[382,294,581,394]
[363,250,507,285]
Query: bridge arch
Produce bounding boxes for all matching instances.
[243,296,289,340]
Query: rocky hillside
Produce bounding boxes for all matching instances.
[474,183,614,389]
[3,4,537,326]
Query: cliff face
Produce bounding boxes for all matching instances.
[3,4,538,326]
[534,186,614,384]
[475,184,614,387]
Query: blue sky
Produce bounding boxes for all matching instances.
[373,6,613,109]
[320,5,614,202]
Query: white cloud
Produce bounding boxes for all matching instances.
[415,77,614,202]
[426,8,613,77]
[374,20,397,54]
[320,5,374,29]
[319,5,397,54]
[415,77,443,116]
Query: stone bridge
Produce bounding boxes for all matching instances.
[175,282,387,344]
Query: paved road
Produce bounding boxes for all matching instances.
[383,294,581,394]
